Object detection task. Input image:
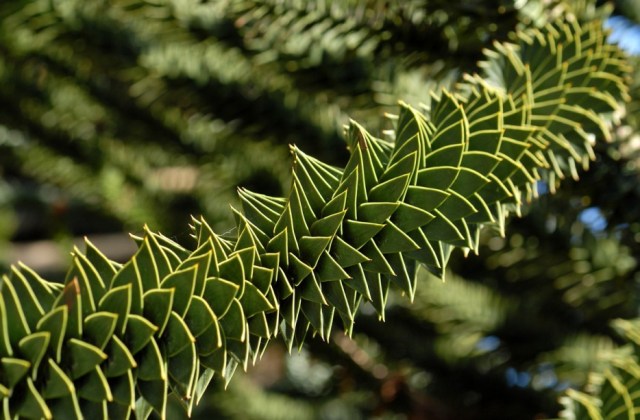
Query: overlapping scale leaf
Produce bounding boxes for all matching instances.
[0,227,239,419]
[478,20,629,190]
[0,18,629,419]
[560,319,640,420]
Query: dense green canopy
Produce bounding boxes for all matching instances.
[0,1,639,419]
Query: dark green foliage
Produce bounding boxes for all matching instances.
[0,8,631,420]
[0,1,637,419]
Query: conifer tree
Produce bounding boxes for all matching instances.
[0,1,638,419]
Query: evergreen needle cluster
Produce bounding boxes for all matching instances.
[0,8,631,418]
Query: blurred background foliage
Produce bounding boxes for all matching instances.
[0,0,639,418]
